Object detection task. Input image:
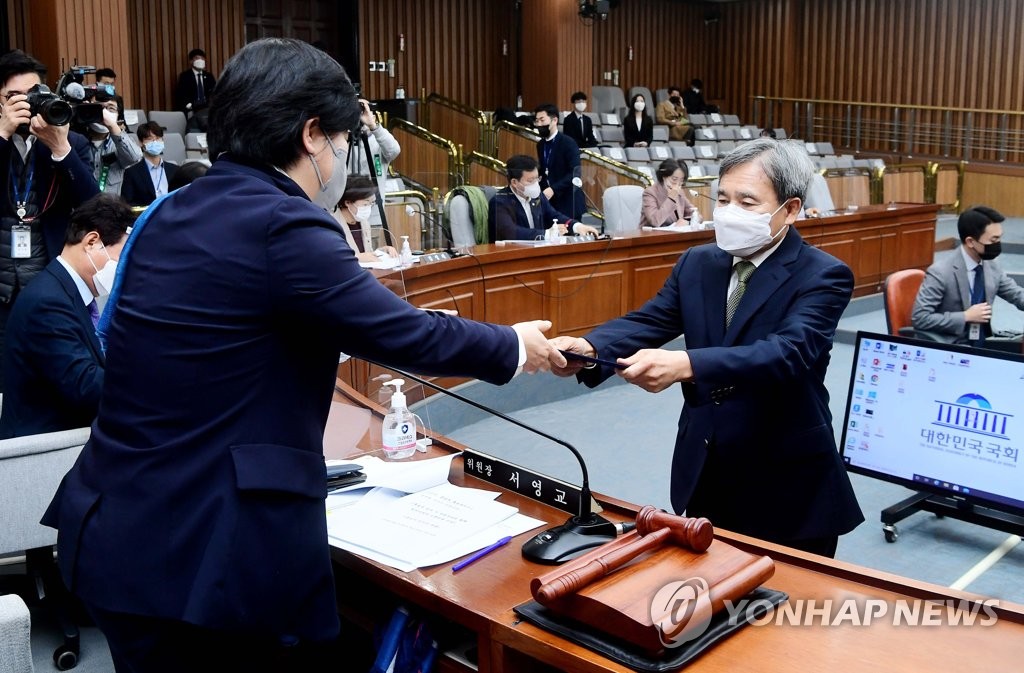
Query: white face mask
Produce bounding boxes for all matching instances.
[310,136,348,210]
[521,181,541,200]
[574,101,587,112]
[193,58,206,71]
[712,200,790,258]
[87,242,117,298]
[634,100,646,112]
[90,123,109,136]
[354,204,373,221]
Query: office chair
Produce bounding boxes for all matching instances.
[602,185,644,234]
[883,269,926,337]
[0,427,91,670]
[0,593,33,673]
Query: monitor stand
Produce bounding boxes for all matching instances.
[880,491,1024,543]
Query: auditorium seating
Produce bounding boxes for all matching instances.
[147,110,187,137]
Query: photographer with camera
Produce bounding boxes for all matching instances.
[84,99,142,196]
[348,97,401,237]
[0,49,99,390]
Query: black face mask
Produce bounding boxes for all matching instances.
[978,240,1002,260]
[670,96,682,106]
[535,124,551,139]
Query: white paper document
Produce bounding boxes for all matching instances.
[326,454,456,494]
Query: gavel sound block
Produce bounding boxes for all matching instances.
[530,506,775,655]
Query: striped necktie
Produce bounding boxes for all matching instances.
[726,261,756,328]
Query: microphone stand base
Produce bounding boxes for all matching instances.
[521,513,618,565]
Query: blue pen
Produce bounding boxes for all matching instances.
[452,535,512,572]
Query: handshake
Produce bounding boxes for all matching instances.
[511,322,692,393]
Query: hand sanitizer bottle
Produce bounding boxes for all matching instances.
[400,236,413,267]
[690,209,703,230]
[546,219,562,244]
[382,379,417,460]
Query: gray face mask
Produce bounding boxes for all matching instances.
[310,135,348,210]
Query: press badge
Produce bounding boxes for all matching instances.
[969,323,981,341]
[11,225,30,258]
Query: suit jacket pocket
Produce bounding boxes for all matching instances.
[230,443,325,498]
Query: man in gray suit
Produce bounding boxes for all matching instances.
[912,205,1024,347]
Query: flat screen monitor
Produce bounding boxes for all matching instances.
[840,331,1024,518]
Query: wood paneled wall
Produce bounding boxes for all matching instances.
[358,0,516,110]
[126,0,245,112]
[521,0,593,110]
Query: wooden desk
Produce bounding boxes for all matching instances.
[327,383,1024,673]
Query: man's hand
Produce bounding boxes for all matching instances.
[102,103,121,134]
[573,223,599,238]
[965,302,992,324]
[358,98,377,131]
[548,335,595,377]
[30,115,71,157]
[512,320,566,374]
[543,187,555,201]
[0,93,31,140]
[618,349,693,393]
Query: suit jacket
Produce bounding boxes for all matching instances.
[173,69,217,113]
[622,113,654,148]
[0,259,103,439]
[562,112,598,148]
[487,186,574,241]
[641,181,695,228]
[579,229,863,544]
[537,132,584,219]
[43,156,520,641]
[0,132,98,260]
[120,159,179,206]
[912,249,1024,343]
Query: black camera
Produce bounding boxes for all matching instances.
[24,84,74,126]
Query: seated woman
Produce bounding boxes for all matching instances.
[622,93,653,148]
[641,158,696,228]
[331,175,398,263]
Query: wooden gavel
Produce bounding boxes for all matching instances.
[532,506,714,604]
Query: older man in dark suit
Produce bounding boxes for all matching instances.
[552,138,863,558]
[43,39,565,672]
[0,194,132,439]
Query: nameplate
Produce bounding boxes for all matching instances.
[462,449,583,516]
[417,251,451,264]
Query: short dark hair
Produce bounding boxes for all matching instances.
[341,175,376,206]
[533,103,559,123]
[96,67,117,80]
[655,158,685,182]
[137,121,164,142]
[667,86,682,97]
[65,194,134,246]
[506,154,539,181]
[570,91,587,103]
[0,50,46,90]
[958,206,1005,243]
[188,48,206,60]
[168,161,209,191]
[691,78,703,89]
[207,38,360,168]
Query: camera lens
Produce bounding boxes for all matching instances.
[40,99,73,126]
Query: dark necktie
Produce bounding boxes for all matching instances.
[87,299,99,329]
[726,261,756,328]
[196,73,205,104]
[970,263,986,346]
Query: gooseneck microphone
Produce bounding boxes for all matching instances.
[572,176,604,218]
[359,359,618,564]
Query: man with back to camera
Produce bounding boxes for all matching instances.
[488,154,598,241]
[562,92,598,149]
[0,49,99,391]
[174,48,216,130]
[912,205,1024,349]
[550,138,864,558]
[121,121,179,207]
[42,38,566,671]
[0,193,132,439]
[534,102,586,220]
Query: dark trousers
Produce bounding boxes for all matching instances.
[0,297,12,392]
[87,604,337,673]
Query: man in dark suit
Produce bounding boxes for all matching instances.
[120,121,179,207]
[534,102,585,220]
[488,154,597,241]
[0,50,99,390]
[43,39,565,671]
[551,138,863,558]
[0,194,132,439]
[912,205,1024,347]
[173,48,216,131]
[562,91,598,149]
[682,78,719,114]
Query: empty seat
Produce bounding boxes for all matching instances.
[672,146,696,161]
[736,127,755,140]
[694,142,718,160]
[602,185,644,234]
[585,112,601,127]
[689,113,708,126]
[629,163,655,181]
[649,145,673,161]
[626,147,651,162]
[817,141,836,156]
[715,127,737,141]
[600,112,622,127]
[599,126,624,144]
[688,164,706,179]
[652,125,670,144]
[707,112,725,125]
[185,132,208,159]
[817,156,839,169]
[696,127,717,141]
[654,88,669,105]
[803,142,820,155]
[123,109,146,132]
[603,146,627,162]
[836,155,855,168]
[591,86,627,116]
[716,140,736,156]
[148,110,187,136]
[723,114,741,125]
[162,132,187,164]
[773,128,788,139]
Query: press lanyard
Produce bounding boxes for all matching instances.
[10,151,34,220]
[98,165,110,192]
[542,141,553,173]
